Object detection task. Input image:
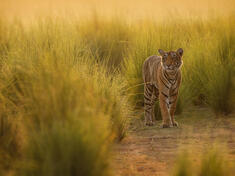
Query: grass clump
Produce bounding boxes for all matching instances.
[0,18,130,176]
[172,152,194,176]
[79,16,131,70]
[199,148,229,176]
[20,122,111,176]
[172,146,233,176]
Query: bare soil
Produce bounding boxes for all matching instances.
[113,108,235,176]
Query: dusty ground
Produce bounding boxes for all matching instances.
[113,107,235,176]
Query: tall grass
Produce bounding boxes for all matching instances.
[0,18,130,175]
[0,9,234,175]
[79,16,131,70]
[172,152,194,176]
[15,62,116,176]
[123,20,193,115]
[172,146,233,176]
[124,16,235,115]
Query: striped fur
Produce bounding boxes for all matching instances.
[142,48,183,127]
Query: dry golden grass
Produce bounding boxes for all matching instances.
[0,0,234,176]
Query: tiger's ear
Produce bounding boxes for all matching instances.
[177,48,183,57]
[158,49,165,56]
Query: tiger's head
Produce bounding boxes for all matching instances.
[158,48,183,72]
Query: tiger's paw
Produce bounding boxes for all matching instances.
[160,123,172,128]
[145,121,155,126]
[172,121,179,127]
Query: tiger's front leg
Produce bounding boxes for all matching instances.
[169,93,179,127]
[159,93,172,128]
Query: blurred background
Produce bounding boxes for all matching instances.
[1,0,235,21]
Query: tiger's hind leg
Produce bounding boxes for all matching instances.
[144,84,155,126]
[151,86,159,122]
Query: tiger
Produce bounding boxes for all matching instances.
[142,48,183,128]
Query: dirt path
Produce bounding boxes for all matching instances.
[113,108,235,176]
